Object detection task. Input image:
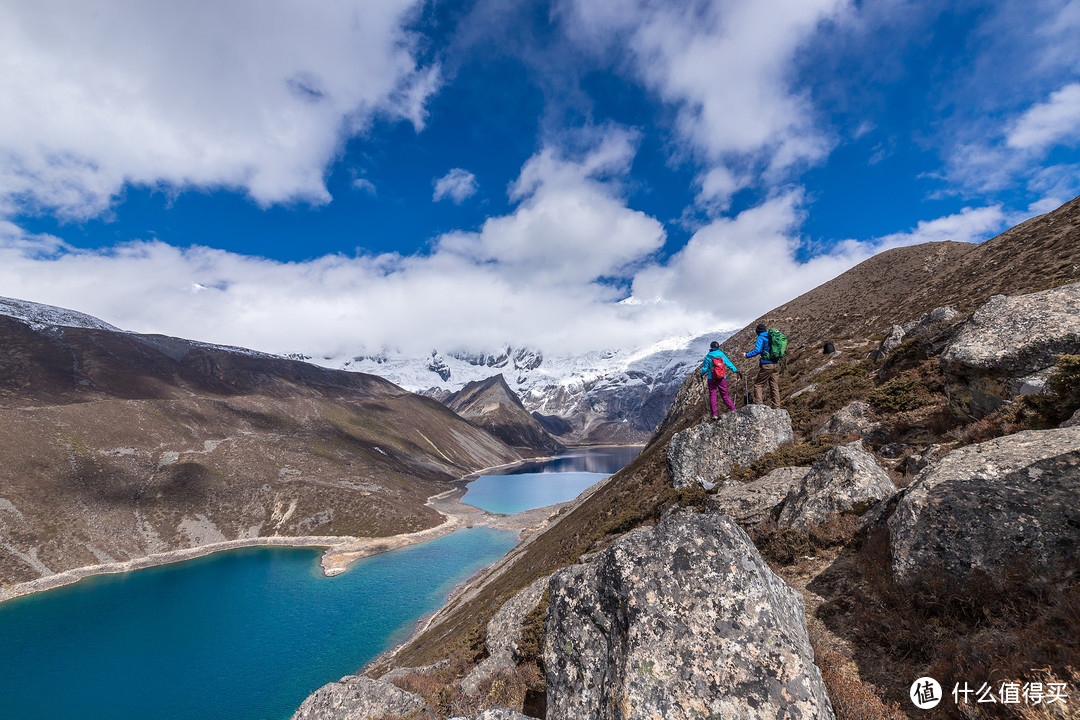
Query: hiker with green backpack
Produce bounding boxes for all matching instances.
[745,323,787,408]
[700,340,739,419]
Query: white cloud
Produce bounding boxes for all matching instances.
[0,0,434,218]
[438,131,664,285]
[561,0,849,205]
[629,194,1007,327]
[0,133,707,356]
[353,178,378,196]
[1006,84,1080,151]
[432,168,479,203]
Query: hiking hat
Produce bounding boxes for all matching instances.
[755,323,767,334]
[709,341,720,349]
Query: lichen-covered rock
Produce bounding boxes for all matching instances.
[290,675,427,720]
[1063,409,1080,428]
[777,441,897,529]
[812,401,876,438]
[473,708,532,720]
[667,405,793,489]
[461,575,549,695]
[708,466,810,527]
[941,281,1080,419]
[879,325,906,355]
[543,510,835,720]
[889,427,1080,583]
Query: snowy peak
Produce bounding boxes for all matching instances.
[0,297,123,333]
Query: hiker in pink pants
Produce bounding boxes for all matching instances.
[700,341,739,419]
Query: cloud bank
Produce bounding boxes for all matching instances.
[0,0,434,218]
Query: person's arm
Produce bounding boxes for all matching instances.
[746,335,765,359]
[700,355,710,376]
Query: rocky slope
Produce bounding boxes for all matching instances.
[0,304,523,592]
[444,375,563,454]
[308,196,1080,720]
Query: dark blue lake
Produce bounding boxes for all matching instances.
[461,446,641,515]
[0,528,517,720]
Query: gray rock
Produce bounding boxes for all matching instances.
[879,325,906,355]
[543,510,835,720]
[941,281,1080,419]
[812,401,875,438]
[707,466,810,527]
[290,675,427,720]
[667,405,794,489]
[889,427,1080,583]
[474,708,532,720]
[1064,409,1080,428]
[461,575,549,695]
[778,441,898,529]
[381,660,449,684]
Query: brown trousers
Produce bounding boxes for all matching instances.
[753,363,781,408]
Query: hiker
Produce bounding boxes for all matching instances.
[745,323,782,408]
[700,340,739,419]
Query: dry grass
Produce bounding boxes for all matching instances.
[749,514,863,566]
[812,639,907,720]
[387,646,545,720]
[810,528,1080,718]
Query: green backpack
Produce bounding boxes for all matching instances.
[764,329,787,362]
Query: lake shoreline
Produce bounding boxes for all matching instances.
[0,449,637,605]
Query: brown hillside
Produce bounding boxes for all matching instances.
[0,319,522,589]
[445,375,563,454]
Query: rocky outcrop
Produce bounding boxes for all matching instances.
[812,401,876,438]
[472,708,532,720]
[879,325,906,356]
[1063,409,1080,428]
[707,466,810,527]
[667,405,794,489]
[543,510,835,720]
[461,575,549,695]
[889,427,1080,583]
[289,675,426,720]
[941,281,1080,419]
[778,442,897,529]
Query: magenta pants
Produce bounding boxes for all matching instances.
[708,376,736,416]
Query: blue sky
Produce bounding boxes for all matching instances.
[1,0,1078,356]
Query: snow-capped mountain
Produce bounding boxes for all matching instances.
[0,294,734,445]
[309,329,737,444]
[0,296,124,333]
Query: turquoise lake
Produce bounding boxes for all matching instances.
[460,446,641,515]
[0,529,517,720]
[0,447,639,720]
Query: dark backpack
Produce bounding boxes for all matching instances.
[764,329,787,362]
[710,355,727,379]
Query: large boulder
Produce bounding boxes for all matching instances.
[461,575,549,695]
[667,405,794,489]
[889,427,1080,584]
[707,466,810,527]
[777,442,897,529]
[941,281,1080,419]
[1063,409,1080,428]
[812,401,876,438]
[878,325,906,356]
[543,510,835,720]
[290,675,426,720]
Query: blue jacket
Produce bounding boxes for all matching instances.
[701,349,738,379]
[745,331,776,364]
